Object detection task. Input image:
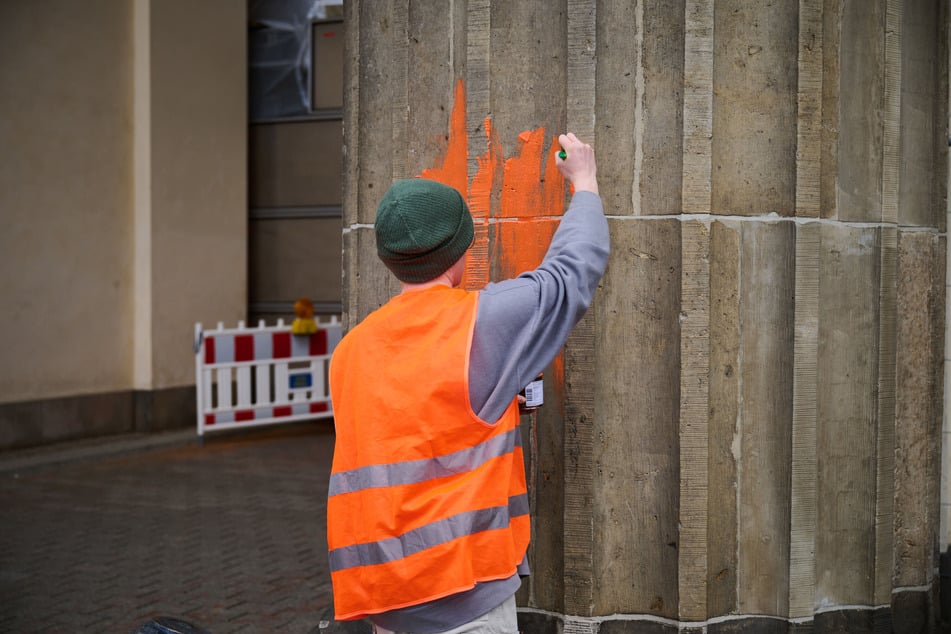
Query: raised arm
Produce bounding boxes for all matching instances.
[469,134,609,422]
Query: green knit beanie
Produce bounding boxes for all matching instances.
[375,178,474,283]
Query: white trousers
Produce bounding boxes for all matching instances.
[371,594,518,634]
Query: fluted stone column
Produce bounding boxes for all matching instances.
[343,1,948,630]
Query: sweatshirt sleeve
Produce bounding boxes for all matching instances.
[469,190,610,423]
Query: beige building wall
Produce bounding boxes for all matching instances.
[0,0,247,448]
[0,1,136,403]
[145,0,247,389]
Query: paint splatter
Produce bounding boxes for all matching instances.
[419,80,570,399]
[500,129,565,220]
[421,80,469,204]
[492,219,559,279]
[419,79,566,287]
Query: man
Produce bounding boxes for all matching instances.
[328,133,608,633]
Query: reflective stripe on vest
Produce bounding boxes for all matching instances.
[328,492,529,572]
[327,287,530,620]
[328,427,522,497]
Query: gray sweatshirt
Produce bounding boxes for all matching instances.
[370,190,610,632]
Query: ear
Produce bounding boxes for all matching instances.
[448,253,467,287]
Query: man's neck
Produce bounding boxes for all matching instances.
[399,274,455,294]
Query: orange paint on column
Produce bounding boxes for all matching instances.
[492,219,559,279]
[462,118,501,290]
[421,80,468,199]
[416,80,492,289]
[499,129,566,219]
[495,130,564,278]
[416,80,570,405]
[416,80,567,288]
[500,129,543,218]
[550,352,566,414]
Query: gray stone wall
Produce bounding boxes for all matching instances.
[343,0,949,629]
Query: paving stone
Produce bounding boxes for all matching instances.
[0,425,337,632]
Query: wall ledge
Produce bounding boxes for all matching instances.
[517,586,942,633]
[0,386,195,452]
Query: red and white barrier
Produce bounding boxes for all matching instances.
[194,318,342,436]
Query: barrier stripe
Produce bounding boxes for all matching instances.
[274,332,292,358]
[254,332,273,359]
[204,331,336,363]
[235,335,254,362]
[327,326,342,351]
[291,333,312,358]
[215,336,235,363]
[204,400,333,426]
[310,329,328,355]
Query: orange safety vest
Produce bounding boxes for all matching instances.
[327,286,529,621]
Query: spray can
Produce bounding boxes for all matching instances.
[519,373,543,413]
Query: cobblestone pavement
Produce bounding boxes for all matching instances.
[0,425,345,633]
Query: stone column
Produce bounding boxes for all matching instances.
[343,0,948,630]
